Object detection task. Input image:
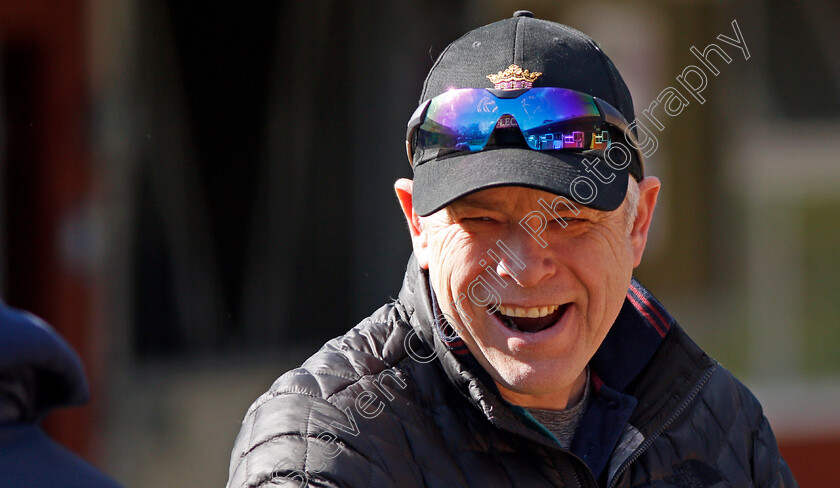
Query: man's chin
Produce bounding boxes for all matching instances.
[484,353,585,397]
[492,370,589,409]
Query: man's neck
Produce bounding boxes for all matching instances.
[495,367,589,410]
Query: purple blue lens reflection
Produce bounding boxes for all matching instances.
[417,88,603,152]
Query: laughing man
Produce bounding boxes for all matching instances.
[228,12,796,488]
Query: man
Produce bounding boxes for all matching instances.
[228,12,796,487]
[0,301,124,487]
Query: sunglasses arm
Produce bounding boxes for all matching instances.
[405,99,432,166]
[593,97,646,177]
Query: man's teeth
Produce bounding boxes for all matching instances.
[498,304,559,318]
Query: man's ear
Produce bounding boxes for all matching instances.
[394,178,430,269]
[630,176,661,268]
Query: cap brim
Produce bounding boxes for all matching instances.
[412,147,628,216]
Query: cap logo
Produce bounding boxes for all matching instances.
[486,64,542,90]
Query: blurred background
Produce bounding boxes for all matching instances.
[0,0,838,486]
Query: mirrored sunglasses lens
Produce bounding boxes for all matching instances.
[416,88,605,153]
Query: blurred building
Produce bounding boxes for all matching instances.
[1,0,838,486]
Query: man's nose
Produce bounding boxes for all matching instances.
[494,230,557,288]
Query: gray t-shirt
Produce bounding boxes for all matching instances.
[525,368,591,449]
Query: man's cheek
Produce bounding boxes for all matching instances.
[468,276,501,315]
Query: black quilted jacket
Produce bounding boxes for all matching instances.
[228,257,797,487]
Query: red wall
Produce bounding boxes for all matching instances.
[0,0,94,459]
[780,437,840,488]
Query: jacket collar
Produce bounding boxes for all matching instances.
[590,278,673,392]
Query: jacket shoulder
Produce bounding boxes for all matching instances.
[636,359,797,487]
[625,322,796,486]
[271,303,412,399]
[697,365,796,486]
[228,304,425,487]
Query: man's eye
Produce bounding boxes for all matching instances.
[462,216,497,225]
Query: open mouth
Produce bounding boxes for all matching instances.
[495,303,569,334]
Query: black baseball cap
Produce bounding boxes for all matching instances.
[409,11,642,216]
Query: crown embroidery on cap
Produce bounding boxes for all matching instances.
[486,64,542,90]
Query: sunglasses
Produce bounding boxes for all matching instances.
[406,87,644,175]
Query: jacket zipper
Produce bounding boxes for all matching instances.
[570,459,584,488]
[607,363,717,488]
